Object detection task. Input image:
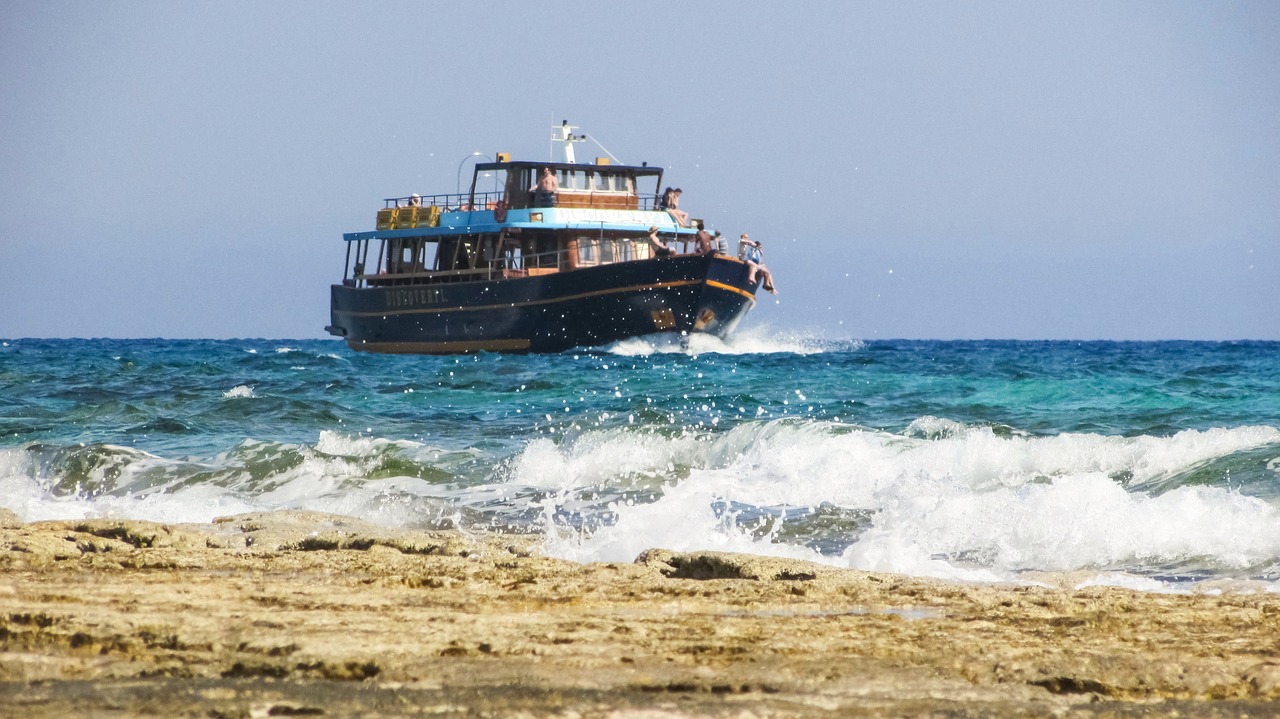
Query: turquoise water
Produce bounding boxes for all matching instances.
[3,333,1279,590]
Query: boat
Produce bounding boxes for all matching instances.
[325,123,762,354]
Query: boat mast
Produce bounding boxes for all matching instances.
[552,121,586,164]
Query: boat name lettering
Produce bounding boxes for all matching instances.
[387,287,446,308]
[559,209,653,224]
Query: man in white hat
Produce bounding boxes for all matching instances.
[738,233,777,294]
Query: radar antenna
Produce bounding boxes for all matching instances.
[551,120,587,164]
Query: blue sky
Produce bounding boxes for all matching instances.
[2,1,1277,340]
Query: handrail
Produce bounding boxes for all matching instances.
[385,191,504,210]
[360,267,499,283]
[352,231,684,288]
[385,191,667,211]
[354,239,667,287]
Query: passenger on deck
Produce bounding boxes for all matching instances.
[665,188,690,227]
[658,186,673,210]
[713,230,727,254]
[409,193,422,207]
[531,167,559,207]
[694,221,714,254]
[646,226,675,258]
[738,234,778,295]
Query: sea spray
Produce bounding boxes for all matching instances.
[1,337,1278,590]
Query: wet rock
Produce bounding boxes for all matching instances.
[0,508,21,529]
[0,513,1278,717]
[1245,662,1280,697]
[636,548,828,581]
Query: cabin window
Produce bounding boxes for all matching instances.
[558,169,586,190]
[576,237,597,266]
[615,239,634,262]
[593,172,609,191]
[572,238,628,266]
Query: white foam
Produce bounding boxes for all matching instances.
[504,429,703,492]
[1074,573,1187,593]
[541,476,826,565]
[604,326,854,357]
[0,433,460,528]
[222,385,254,398]
[522,421,1280,587]
[315,429,396,457]
[5,420,1279,592]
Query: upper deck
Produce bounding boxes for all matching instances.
[333,124,729,294]
[358,158,696,240]
[357,122,696,239]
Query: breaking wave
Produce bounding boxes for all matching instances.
[4,337,1279,592]
[523,421,1280,588]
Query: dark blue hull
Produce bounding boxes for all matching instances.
[327,254,758,353]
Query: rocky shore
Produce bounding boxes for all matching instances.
[1,509,1278,717]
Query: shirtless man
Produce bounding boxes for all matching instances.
[694,221,714,254]
[738,233,778,294]
[531,167,559,207]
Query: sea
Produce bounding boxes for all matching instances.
[3,331,1279,593]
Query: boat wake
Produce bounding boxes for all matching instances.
[601,326,857,357]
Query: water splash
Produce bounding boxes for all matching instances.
[3,338,1279,592]
[603,326,857,357]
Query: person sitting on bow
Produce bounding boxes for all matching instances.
[665,188,690,227]
[738,233,777,294]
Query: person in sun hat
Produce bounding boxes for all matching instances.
[646,226,674,258]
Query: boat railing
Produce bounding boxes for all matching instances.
[383,191,668,212]
[384,191,504,211]
[358,237,666,287]
[360,267,499,286]
[490,246,569,276]
[491,238,657,276]
[357,248,563,286]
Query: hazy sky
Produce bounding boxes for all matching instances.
[2,1,1277,340]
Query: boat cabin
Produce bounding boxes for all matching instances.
[339,157,699,290]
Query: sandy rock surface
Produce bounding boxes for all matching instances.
[1,511,1278,717]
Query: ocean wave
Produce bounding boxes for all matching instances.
[3,411,1279,590]
[0,431,482,527]
[525,420,1280,586]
